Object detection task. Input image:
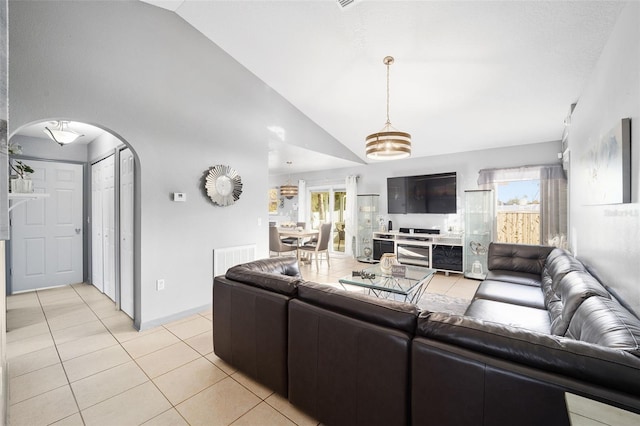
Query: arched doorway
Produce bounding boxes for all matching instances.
[8,119,138,319]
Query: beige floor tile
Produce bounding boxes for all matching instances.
[9,385,78,426]
[6,319,50,343]
[6,306,47,330]
[7,332,55,360]
[206,352,238,375]
[201,312,213,321]
[51,319,108,345]
[47,308,100,331]
[8,345,60,378]
[50,412,85,425]
[165,316,212,340]
[122,328,181,359]
[232,401,296,426]
[37,286,81,304]
[63,345,132,382]
[153,357,227,405]
[176,376,261,426]
[9,363,69,404]
[57,331,118,361]
[81,381,171,426]
[142,408,189,426]
[6,291,40,309]
[87,298,120,319]
[136,341,201,378]
[184,329,214,355]
[231,371,274,400]
[265,393,319,426]
[71,360,149,409]
[100,311,156,342]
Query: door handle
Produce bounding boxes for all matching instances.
[75,228,82,235]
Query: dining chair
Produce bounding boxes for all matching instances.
[270,226,297,257]
[299,222,331,269]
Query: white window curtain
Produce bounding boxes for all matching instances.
[477,164,567,248]
[345,175,358,258]
[297,179,306,225]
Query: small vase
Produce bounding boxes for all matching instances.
[11,177,33,193]
[380,253,398,275]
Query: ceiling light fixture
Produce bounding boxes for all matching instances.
[280,161,298,199]
[365,56,411,160]
[43,121,84,146]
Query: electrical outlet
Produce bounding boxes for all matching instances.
[156,279,165,291]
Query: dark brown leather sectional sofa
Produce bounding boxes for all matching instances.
[213,244,640,426]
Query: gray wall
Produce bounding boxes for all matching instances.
[271,140,562,233]
[567,3,640,314]
[10,135,88,162]
[8,0,350,329]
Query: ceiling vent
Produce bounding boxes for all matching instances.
[337,0,355,9]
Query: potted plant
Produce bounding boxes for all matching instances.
[8,143,34,193]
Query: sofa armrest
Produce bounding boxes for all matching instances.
[224,260,301,296]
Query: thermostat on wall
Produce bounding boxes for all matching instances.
[173,192,186,202]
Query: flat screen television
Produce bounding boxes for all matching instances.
[387,172,457,214]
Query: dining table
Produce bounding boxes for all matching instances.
[277,227,319,261]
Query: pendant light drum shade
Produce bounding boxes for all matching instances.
[280,183,298,199]
[365,56,412,160]
[365,128,411,160]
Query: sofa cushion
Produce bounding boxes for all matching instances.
[225,258,302,296]
[550,271,611,336]
[566,296,640,356]
[485,270,542,287]
[487,243,554,276]
[545,249,586,291]
[464,299,550,334]
[474,280,545,309]
[297,282,418,334]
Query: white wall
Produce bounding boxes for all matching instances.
[272,140,562,233]
[8,0,349,329]
[567,2,640,314]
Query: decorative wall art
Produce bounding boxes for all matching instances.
[205,164,243,207]
[268,188,278,214]
[582,118,631,205]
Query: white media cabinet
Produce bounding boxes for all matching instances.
[372,231,464,275]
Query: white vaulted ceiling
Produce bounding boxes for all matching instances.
[142,0,624,174]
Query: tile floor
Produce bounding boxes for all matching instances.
[6,256,479,425]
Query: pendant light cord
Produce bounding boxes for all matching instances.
[386,60,391,125]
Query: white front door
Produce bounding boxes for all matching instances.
[119,148,134,318]
[10,160,83,292]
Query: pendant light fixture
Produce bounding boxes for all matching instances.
[280,161,298,199]
[44,121,84,146]
[365,56,411,160]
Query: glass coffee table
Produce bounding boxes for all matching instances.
[338,264,436,303]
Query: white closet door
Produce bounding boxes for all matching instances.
[91,161,104,292]
[101,155,116,302]
[11,161,83,292]
[119,148,134,318]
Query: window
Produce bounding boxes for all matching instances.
[496,179,540,244]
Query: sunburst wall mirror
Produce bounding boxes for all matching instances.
[205,164,243,206]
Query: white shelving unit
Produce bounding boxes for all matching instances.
[8,193,50,212]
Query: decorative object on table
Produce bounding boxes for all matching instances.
[391,264,407,278]
[351,270,375,280]
[8,143,34,193]
[581,118,631,205]
[43,120,84,146]
[205,164,243,206]
[379,252,399,275]
[365,56,411,160]
[363,246,372,259]
[280,161,298,199]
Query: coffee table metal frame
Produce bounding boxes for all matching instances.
[338,264,436,303]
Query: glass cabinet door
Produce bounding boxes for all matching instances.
[356,194,379,262]
[464,190,494,279]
